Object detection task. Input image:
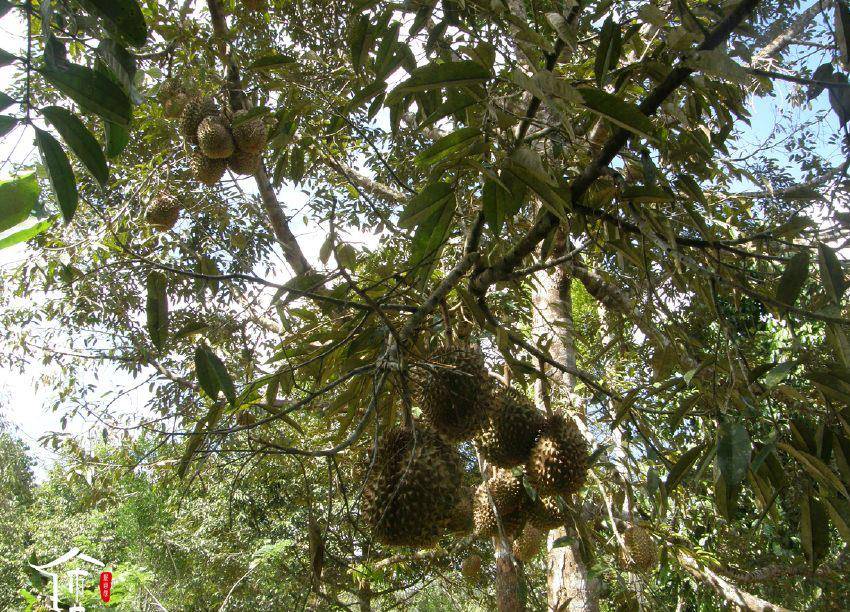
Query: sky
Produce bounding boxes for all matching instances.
[0,2,844,479]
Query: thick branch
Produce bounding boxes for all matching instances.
[752,0,832,65]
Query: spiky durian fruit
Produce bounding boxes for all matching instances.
[231,109,268,153]
[361,427,464,548]
[227,147,261,176]
[472,469,528,539]
[190,152,227,186]
[512,523,545,562]
[461,554,482,581]
[145,193,181,230]
[414,347,492,442]
[179,97,217,144]
[197,115,235,159]
[159,79,190,119]
[445,486,474,535]
[476,388,544,467]
[621,526,658,572]
[526,412,588,496]
[528,494,568,530]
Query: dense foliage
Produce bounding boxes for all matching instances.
[1,0,850,609]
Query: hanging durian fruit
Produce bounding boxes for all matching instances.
[361,427,463,548]
[190,151,227,186]
[472,469,528,539]
[528,494,569,530]
[180,97,218,144]
[145,193,182,231]
[461,554,482,581]
[227,147,261,176]
[159,78,190,119]
[231,109,268,153]
[197,115,235,159]
[621,525,658,572]
[414,347,492,441]
[526,412,588,496]
[445,486,474,536]
[512,523,545,562]
[477,388,544,467]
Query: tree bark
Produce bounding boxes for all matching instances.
[357,582,371,612]
[494,539,525,612]
[531,240,600,612]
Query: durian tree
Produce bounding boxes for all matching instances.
[2,0,850,609]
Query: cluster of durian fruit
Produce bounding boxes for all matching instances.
[360,346,592,564]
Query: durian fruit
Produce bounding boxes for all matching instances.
[414,347,493,442]
[621,526,657,572]
[227,147,261,176]
[231,109,268,153]
[472,469,528,539]
[528,494,568,530]
[461,554,482,581]
[191,152,228,186]
[526,412,588,496]
[145,193,181,230]
[197,115,235,159]
[179,97,217,144]
[512,523,545,562]
[477,388,545,467]
[445,486,474,535]
[361,427,464,548]
[159,78,190,119]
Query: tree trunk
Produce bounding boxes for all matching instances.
[357,582,371,612]
[532,242,600,612]
[494,538,525,612]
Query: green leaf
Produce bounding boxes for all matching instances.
[41,63,132,126]
[503,157,569,223]
[349,15,371,71]
[818,242,845,305]
[336,243,358,270]
[779,442,850,500]
[594,16,622,86]
[105,121,130,157]
[96,40,141,105]
[41,106,108,186]
[194,345,237,406]
[620,185,674,204]
[0,218,52,250]
[77,0,147,47]
[665,443,706,491]
[482,177,524,235]
[398,182,454,229]
[248,54,297,70]
[386,60,490,103]
[578,88,656,140]
[716,421,751,488]
[800,494,830,569]
[0,1,11,18]
[0,173,40,232]
[177,403,223,479]
[410,189,456,286]
[775,250,810,308]
[0,91,15,112]
[0,48,16,67]
[145,271,168,351]
[0,114,17,138]
[35,128,78,223]
[415,127,481,166]
[824,496,850,545]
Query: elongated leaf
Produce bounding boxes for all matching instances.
[0,219,52,250]
[78,0,147,47]
[41,63,132,125]
[665,443,706,491]
[824,496,850,545]
[800,494,830,569]
[146,271,168,351]
[387,60,490,103]
[398,182,453,229]
[818,242,845,305]
[503,159,569,223]
[775,251,810,308]
[779,442,850,500]
[248,54,297,70]
[41,106,108,186]
[410,190,456,286]
[194,345,237,405]
[0,173,39,232]
[0,114,17,138]
[105,121,130,157]
[35,128,78,223]
[349,15,370,71]
[578,88,656,140]
[621,185,674,203]
[594,16,622,85]
[96,40,141,105]
[0,92,15,112]
[415,127,481,166]
[176,403,223,479]
[717,421,751,488]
